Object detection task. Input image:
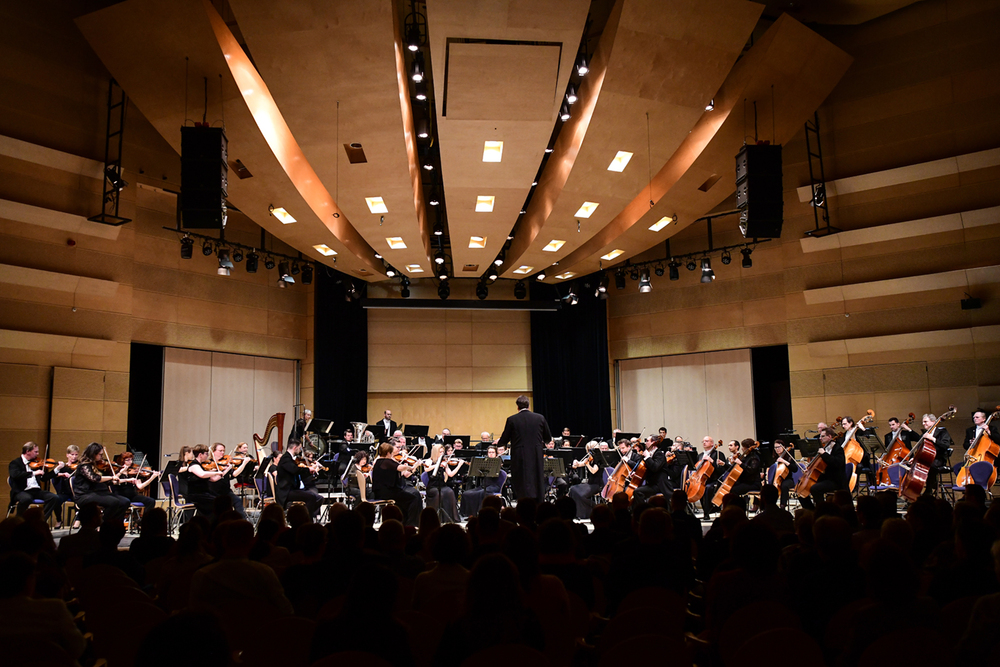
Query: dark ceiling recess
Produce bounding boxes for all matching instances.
[344,142,368,164]
[231,159,253,179]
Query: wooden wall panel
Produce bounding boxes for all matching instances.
[161,348,212,451]
[253,356,297,442]
[209,353,256,448]
[367,391,534,440]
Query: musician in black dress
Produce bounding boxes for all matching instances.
[916,412,953,496]
[185,444,229,518]
[424,444,464,521]
[371,442,421,525]
[345,450,371,505]
[727,439,762,499]
[633,436,673,503]
[208,443,250,519]
[840,415,877,491]
[694,437,728,520]
[73,442,131,523]
[771,439,798,510]
[568,441,604,519]
[112,452,158,512]
[799,428,847,510]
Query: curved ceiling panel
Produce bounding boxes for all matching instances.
[500,0,764,280]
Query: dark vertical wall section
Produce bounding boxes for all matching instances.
[127,342,163,463]
[314,269,368,434]
[529,283,613,439]
[751,344,793,444]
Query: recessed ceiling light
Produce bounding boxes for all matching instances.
[475,196,495,213]
[649,216,673,232]
[608,151,633,172]
[386,237,407,249]
[531,180,538,186]
[575,202,599,218]
[405,264,424,273]
[543,240,565,252]
[469,236,487,249]
[270,206,296,224]
[544,147,553,154]
[555,272,575,280]
[429,199,439,206]
[601,249,624,261]
[483,141,503,163]
[423,164,434,171]
[365,197,388,214]
[513,265,534,274]
[313,244,337,256]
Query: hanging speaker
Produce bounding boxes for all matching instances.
[180,126,228,229]
[736,144,783,239]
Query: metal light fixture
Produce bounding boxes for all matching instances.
[438,280,450,300]
[638,268,652,293]
[629,266,639,281]
[290,262,300,275]
[706,98,715,111]
[721,250,732,265]
[686,259,697,272]
[437,265,448,280]
[741,247,753,268]
[277,261,295,284]
[410,54,424,82]
[654,263,665,277]
[301,264,313,285]
[246,252,259,273]
[202,240,214,256]
[576,54,589,76]
[598,273,609,293]
[566,84,577,105]
[476,281,489,300]
[668,260,680,281]
[232,248,243,263]
[701,258,715,283]
[217,248,234,276]
[180,236,193,259]
[536,270,546,281]
[615,269,626,290]
[400,277,410,299]
[434,250,446,265]
[564,286,579,305]
[514,280,527,299]
[264,256,276,270]
[560,103,571,122]
[486,266,499,281]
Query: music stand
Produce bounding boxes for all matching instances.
[615,432,641,442]
[796,437,821,458]
[543,457,567,478]
[468,456,501,479]
[858,433,882,455]
[163,460,181,476]
[586,448,614,469]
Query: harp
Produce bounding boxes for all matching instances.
[253,413,285,461]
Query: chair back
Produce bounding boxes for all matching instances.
[766,463,777,485]
[496,470,508,492]
[420,471,430,487]
[969,461,994,488]
[887,464,902,486]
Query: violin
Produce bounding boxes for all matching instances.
[28,458,59,471]
[296,457,328,472]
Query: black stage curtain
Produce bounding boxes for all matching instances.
[529,280,612,440]
[314,269,368,435]
[127,343,163,480]
[751,344,793,445]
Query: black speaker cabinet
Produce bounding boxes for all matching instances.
[736,144,783,239]
[180,126,228,229]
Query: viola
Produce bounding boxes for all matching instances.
[876,413,915,486]
[296,457,328,472]
[899,405,957,501]
[956,407,1000,489]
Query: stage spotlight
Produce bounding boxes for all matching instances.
[741,247,753,268]
[639,268,652,293]
[560,103,571,122]
[598,273,609,294]
[721,251,732,265]
[384,262,397,278]
[217,248,234,276]
[566,84,577,105]
[576,54,589,76]
[536,271,546,281]
[246,252,259,273]
[202,240,214,256]
[180,236,193,259]
[291,262,300,275]
[668,260,680,281]
[614,269,626,290]
[415,81,427,101]
[278,261,295,284]
[104,165,127,191]
[654,263,665,277]
[514,280,527,299]
[686,259,697,272]
[438,280,450,300]
[564,286,579,305]
[476,281,489,300]
[486,266,499,281]
[701,258,715,283]
[411,53,424,82]
[433,222,443,236]
[301,264,313,285]
[629,266,639,281]
[232,248,243,263]
[400,277,410,298]
[437,265,448,280]
[705,98,715,111]
[434,250,446,265]
[344,280,359,301]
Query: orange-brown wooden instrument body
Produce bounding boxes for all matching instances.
[876,413,915,486]
[842,410,875,491]
[955,407,999,489]
[899,406,956,501]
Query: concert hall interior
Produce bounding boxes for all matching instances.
[2,0,1000,665]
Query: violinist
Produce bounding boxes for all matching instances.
[633,435,673,503]
[185,444,230,518]
[727,439,762,499]
[771,439,797,509]
[112,452,158,513]
[799,427,846,510]
[459,445,503,518]
[425,444,463,521]
[345,450,371,504]
[695,437,728,520]
[208,443,250,519]
[371,442,421,525]
[568,441,604,519]
[276,439,323,517]
[668,434,695,487]
[8,442,62,522]
[51,444,80,512]
[233,441,258,481]
[177,445,194,496]
[73,442,131,523]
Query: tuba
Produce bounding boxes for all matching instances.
[351,421,375,445]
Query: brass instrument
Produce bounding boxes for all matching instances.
[351,421,375,445]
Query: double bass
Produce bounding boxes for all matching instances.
[682,438,722,502]
[841,410,875,491]
[955,407,1000,488]
[899,406,957,501]
[876,413,915,486]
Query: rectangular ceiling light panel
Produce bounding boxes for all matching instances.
[475,196,495,212]
[601,249,624,261]
[365,197,388,214]
[575,202,600,218]
[386,237,407,249]
[543,240,565,252]
[608,151,633,172]
[313,244,337,256]
[483,141,504,162]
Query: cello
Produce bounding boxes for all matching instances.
[841,410,874,492]
[682,437,722,502]
[876,413,915,486]
[622,435,672,500]
[712,441,758,507]
[795,431,833,499]
[899,406,957,501]
[602,441,641,500]
[955,407,1000,488]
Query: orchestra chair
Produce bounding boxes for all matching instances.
[934,447,955,503]
[493,469,509,503]
[162,474,195,533]
[125,500,146,533]
[458,644,551,667]
[65,476,85,535]
[311,651,394,667]
[731,628,821,667]
[857,629,952,667]
[598,636,691,667]
[952,461,994,499]
[5,476,47,518]
[874,465,903,493]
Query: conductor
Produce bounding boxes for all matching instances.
[496,395,551,501]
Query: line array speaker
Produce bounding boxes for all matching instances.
[180,125,228,229]
[736,143,783,239]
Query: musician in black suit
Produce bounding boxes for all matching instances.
[633,436,673,503]
[799,428,846,509]
[8,442,61,521]
[276,439,322,517]
[885,417,921,450]
[694,437,728,520]
[369,410,398,443]
[964,409,999,451]
[496,395,551,501]
[918,412,953,495]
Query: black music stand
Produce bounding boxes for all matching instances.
[615,432,641,442]
[163,460,181,476]
[468,456,501,480]
[858,433,883,455]
[543,458,567,479]
[796,437,821,458]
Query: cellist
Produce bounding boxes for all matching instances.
[632,435,672,503]
[840,416,876,491]
[965,409,1000,453]
[695,437,728,521]
[799,428,846,510]
[771,439,798,510]
[727,439,762,499]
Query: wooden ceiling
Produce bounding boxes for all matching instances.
[73,0,859,284]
